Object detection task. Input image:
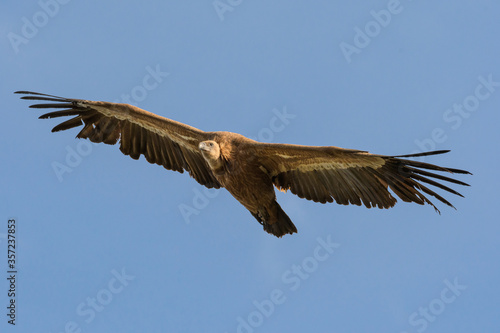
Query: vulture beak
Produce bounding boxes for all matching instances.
[199,141,209,151]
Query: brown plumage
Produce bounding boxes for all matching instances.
[16,91,471,237]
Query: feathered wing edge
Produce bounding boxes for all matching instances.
[372,150,471,213]
[252,144,470,213]
[16,91,221,189]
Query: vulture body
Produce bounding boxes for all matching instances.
[16,91,471,237]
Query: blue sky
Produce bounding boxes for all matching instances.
[1,1,499,332]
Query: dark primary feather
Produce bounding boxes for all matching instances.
[39,110,83,119]
[392,150,450,158]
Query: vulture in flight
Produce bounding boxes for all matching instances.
[16,91,471,237]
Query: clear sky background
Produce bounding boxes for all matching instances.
[1,1,499,332]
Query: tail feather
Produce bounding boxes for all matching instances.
[251,202,297,237]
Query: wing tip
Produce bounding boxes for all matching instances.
[15,90,45,96]
[15,90,69,101]
[393,150,450,158]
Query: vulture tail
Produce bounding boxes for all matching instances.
[252,202,298,237]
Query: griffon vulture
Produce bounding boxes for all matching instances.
[16,91,471,237]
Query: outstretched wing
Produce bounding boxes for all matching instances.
[16,91,220,188]
[252,143,470,212]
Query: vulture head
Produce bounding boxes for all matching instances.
[199,140,223,170]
